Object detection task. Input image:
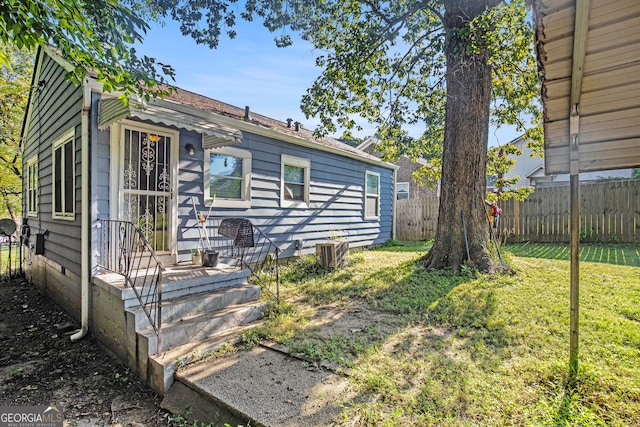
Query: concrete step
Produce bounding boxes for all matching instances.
[160,262,251,300]
[140,301,264,355]
[148,322,262,394]
[127,284,261,331]
[94,263,252,309]
[162,284,261,325]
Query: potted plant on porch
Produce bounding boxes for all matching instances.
[191,248,202,265]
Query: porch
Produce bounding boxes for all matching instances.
[93,219,280,394]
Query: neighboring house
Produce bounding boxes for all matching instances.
[492,136,633,190]
[358,137,439,200]
[21,47,397,393]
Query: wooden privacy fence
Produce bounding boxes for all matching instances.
[501,180,640,243]
[396,196,440,241]
[395,180,640,243]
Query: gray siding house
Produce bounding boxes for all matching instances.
[21,47,396,394]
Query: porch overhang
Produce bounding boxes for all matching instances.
[98,97,242,147]
[533,0,640,174]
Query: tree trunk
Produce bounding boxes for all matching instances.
[424,1,499,272]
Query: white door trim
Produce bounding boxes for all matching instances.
[109,119,180,259]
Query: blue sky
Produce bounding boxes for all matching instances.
[139,18,520,145]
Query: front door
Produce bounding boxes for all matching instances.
[117,123,177,259]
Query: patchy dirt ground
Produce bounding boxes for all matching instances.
[0,275,172,426]
[0,274,406,427]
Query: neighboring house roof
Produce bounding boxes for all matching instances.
[496,135,633,189]
[525,164,545,179]
[357,136,428,166]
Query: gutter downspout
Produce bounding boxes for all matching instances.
[392,168,397,241]
[71,83,91,341]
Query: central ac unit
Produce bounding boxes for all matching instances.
[316,240,349,268]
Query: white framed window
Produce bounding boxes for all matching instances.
[365,171,380,219]
[26,156,38,217]
[281,154,310,208]
[396,182,409,200]
[205,146,252,208]
[52,129,75,220]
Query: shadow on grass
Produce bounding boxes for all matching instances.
[545,364,622,426]
[257,243,638,424]
[506,242,640,267]
[272,252,509,394]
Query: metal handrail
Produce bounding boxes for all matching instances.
[96,219,166,353]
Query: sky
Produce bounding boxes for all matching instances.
[138,17,521,145]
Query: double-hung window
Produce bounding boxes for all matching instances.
[281,154,310,208]
[396,182,409,200]
[26,156,38,217]
[365,171,380,219]
[52,129,75,220]
[205,146,252,208]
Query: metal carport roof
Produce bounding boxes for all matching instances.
[533,0,640,174]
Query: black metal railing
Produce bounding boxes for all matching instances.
[0,234,22,281]
[199,217,280,304]
[97,219,166,352]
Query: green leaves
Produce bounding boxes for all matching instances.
[0,40,32,217]
[1,0,175,99]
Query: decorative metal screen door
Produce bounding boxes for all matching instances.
[120,126,173,254]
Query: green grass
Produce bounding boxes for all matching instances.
[256,242,640,426]
[507,242,640,267]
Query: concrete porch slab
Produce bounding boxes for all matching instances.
[163,345,354,427]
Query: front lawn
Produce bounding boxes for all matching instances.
[254,241,640,426]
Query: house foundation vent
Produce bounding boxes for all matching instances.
[316,241,349,268]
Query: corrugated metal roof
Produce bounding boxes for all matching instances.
[533,0,640,174]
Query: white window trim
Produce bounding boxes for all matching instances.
[205,145,252,209]
[396,181,410,200]
[26,156,38,217]
[52,128,75,220]
[365,170,381,220]
[281,154,310,208]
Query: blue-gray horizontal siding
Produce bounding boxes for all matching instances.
[91,93,113,271]
[177,129,393,259]
[22,53,83,275]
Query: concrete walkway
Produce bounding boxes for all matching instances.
[161,345,354,427]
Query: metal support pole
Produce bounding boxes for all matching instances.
[569,173,580,377]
